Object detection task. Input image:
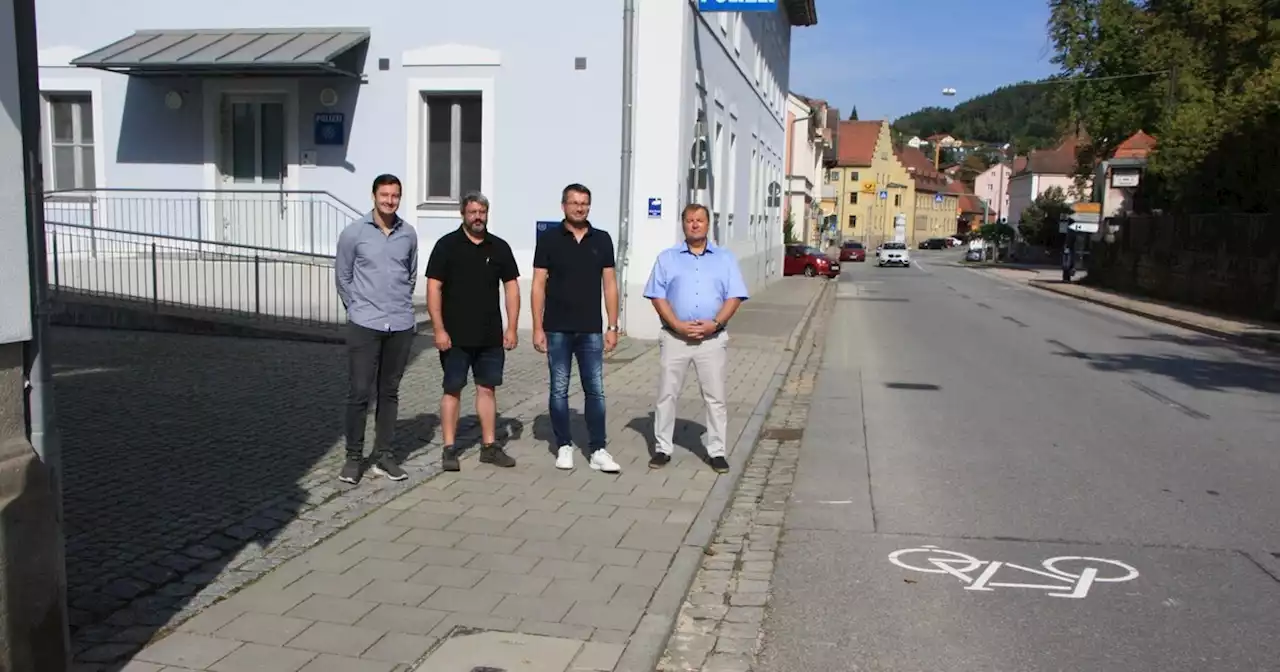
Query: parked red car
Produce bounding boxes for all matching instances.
[783,245,840,277]
[839,241,867,262]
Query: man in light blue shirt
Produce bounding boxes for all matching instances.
[642,203,749,473]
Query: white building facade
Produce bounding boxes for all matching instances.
[783,92,828,245]
[34,0,817,339]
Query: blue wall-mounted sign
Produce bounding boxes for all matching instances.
[647,198,663,218]
[878,190,888,200]
[697,0,778,11]
[314,113,345,146]
[935,193,944,203]
[536,220,560,237]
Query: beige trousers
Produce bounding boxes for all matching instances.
[654,330,729,457]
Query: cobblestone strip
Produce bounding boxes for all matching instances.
[655,286,831,672]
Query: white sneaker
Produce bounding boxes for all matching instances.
[555,445,575,470]
[589,449,621,473]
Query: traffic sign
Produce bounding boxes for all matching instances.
[879,190,888,200]
[1072,202,1102,214]
[1059,211,1100,233]
[934,193,944,203]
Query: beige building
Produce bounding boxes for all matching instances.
[826,119,915,248]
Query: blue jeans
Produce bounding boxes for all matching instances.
[546,332,606,451]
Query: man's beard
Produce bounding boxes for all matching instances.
[466,220,486,234]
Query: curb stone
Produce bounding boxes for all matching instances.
[612,280,834,672]
[785,279,829,352]
[647,283,834,672]
[1026,280,1280,354]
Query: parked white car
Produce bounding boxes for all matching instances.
[877,242,911,267]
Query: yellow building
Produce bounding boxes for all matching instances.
[897,146,962,243]
[826,120,916,249]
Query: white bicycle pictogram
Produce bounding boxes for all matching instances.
[888,545,1139,599]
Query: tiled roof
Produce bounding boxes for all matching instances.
[896,146,950,193]
[1014,134,1082,176]
[835,120,883,166]
[1113,130,1156,159]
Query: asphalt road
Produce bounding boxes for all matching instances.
[757,252,1280,672]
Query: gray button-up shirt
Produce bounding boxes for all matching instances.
[335,211,418,332]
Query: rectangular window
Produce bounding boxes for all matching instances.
[851,171,859,181]
[894,194,901,206]
[420,93,483,203]
[43,93,96,190]
[848,215,856,229]
[849,192,858,205]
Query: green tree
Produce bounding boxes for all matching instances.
[1047,0,1280,211]
[1017,186,1071,247]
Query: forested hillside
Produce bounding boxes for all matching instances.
[891,81,1066,152]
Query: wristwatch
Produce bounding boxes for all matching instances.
[711,320,724,332]
[606,325,619,333]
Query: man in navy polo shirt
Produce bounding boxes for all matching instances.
[531,184,622,473]
[334,174,418,485]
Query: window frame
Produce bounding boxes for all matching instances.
[419,92,484,205]
[406,76,495,213]
[41,91,98,194]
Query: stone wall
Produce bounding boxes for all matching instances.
[1087,213,1280,321]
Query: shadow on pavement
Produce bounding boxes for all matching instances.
[624,413,711,462]
[1052,345,1280,394]
[49,326,433,668]
[1118,333,1280,363]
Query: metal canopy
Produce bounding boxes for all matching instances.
[71,27,370,78]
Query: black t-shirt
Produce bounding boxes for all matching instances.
[533,221,615,333]
[425,226,520,348]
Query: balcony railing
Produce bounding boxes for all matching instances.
[43,188,364,258]
[47,222,343,327]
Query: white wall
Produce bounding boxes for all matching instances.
[0,0,33,343]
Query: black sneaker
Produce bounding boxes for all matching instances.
[338,458,362,484]
[371,457,408,481]
[479,444,516,468]
[649,452,671,469]
[440,445,460,472]
[709,456,730,474]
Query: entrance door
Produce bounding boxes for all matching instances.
[216,95,300,252]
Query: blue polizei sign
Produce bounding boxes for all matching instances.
[314,113,345,146]
[697,0,778,11]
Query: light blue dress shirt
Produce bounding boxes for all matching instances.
[643,241,750,323]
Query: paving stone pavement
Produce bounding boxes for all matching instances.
[66,277,826,670]
[655,283,832,672]
[52,325,649,666]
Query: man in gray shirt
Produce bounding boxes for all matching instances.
[335,174,418,485]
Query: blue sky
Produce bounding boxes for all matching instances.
[789,0,1061,121]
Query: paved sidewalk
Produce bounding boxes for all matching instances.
[116,278,829,672]
[977,267,1280,351]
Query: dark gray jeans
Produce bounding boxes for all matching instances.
[344,323,415,460]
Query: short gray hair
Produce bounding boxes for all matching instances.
[460,191,490,213]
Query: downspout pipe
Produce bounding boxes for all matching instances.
[13,0,72,665]
[616,0,636,332]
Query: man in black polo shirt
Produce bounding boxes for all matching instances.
[531,183,622,473]
[425,191,520,471]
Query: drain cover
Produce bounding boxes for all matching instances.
[760,427,804,441]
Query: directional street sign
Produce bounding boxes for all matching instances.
[1060,211,1100,233]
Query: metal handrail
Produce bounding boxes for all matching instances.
[44,187,365,218]
[47,220,335,262]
